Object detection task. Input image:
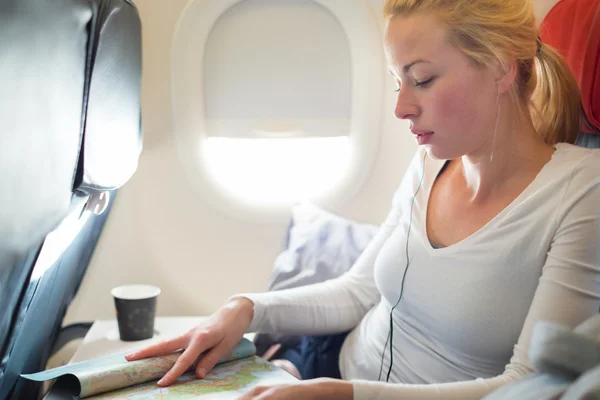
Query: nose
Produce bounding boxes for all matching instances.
[394,85,420,120]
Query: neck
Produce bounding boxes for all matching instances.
[456,108,555,202]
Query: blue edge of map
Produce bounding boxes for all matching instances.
[21,337,257,398]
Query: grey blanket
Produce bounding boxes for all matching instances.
[484,314,600,400]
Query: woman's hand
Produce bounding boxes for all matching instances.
[125,296,255,386]
[237,378,353,400]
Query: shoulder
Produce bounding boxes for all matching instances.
[405,146,429,173]
[388,147,444,216]
[391,147,430,198]
[553,142,600,164]
[406,146,440,180]
[551,143,600,189]
[545,144,600,224]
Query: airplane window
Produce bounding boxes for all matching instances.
[172,0,383,216]
[202,0,350,204]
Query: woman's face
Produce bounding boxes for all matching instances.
[384,13,501,160]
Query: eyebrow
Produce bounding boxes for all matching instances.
[388,59,431,77]
[388,59,432,79]
[402,59,431,73]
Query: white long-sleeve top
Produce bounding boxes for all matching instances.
[239,143,600,400]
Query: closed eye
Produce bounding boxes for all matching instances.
[393,77,434,92]
[415,77,434,87]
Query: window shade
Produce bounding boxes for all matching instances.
[203,0,352,138]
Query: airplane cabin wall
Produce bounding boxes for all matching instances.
[64,0,560,324]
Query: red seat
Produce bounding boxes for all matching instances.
[540,0,600,133]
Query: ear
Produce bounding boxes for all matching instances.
[494,58,519,95]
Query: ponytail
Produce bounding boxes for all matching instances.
[530,43,583,145]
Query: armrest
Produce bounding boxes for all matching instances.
[50,323,94,358]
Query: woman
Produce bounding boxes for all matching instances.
[127,0,600,398]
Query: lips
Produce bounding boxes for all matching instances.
[410,127,434,135]
[410,127,434,145]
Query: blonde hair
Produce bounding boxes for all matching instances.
[383,0,582,144]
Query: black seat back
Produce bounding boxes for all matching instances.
[0,0,142,398]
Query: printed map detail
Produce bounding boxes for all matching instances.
[80,353,181,397]
[86,356,296,399]
[21,337,261,398]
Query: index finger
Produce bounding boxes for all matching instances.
[157,340,207,386]
[125,336,186,361]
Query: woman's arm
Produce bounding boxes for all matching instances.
[236,196,402,335]
[234,149,427,336]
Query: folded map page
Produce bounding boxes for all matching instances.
[22,338,296,399]
[87,356,296,399]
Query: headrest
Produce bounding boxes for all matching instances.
[540,0,600,134]
[74,0,142,194]
[0,0,142,267]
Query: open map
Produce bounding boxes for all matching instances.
[87,356,296,399]
[21,338,295,398]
